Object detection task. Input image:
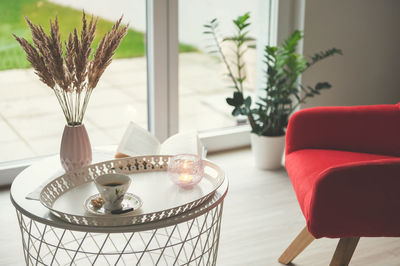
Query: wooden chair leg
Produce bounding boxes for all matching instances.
[278,226,315,264]
[330,237,360,266]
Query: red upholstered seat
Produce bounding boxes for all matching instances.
[286,149,400,238]
[285,104,400,239]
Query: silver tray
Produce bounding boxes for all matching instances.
[39,155,224,227]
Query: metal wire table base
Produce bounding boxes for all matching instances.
[16,203,224,266]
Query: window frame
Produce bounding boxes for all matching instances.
[147,0,179,142]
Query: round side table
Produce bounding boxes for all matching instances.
[10,151,228,265]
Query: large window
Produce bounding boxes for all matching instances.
[0,0,281,184]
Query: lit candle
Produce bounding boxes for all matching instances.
[168,154,204,188]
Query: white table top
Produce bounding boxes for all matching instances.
[10,149,228,233]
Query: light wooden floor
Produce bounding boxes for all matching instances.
[1,148,399,265]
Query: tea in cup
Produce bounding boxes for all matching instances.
[94,173,132,211]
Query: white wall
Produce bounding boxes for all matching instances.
[301,0,400,108]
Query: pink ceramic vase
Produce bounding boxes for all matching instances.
[60,124,92,172]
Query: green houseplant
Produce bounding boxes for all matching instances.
[204,13,342,169]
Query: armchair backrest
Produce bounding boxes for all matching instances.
[286,104,400,157]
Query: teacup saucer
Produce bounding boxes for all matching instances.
[84,193,143,216]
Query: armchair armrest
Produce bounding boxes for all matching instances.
[285,104,400,156]
[307,159,400,238]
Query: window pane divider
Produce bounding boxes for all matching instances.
[146,0,179,142]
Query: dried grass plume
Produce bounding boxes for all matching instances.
[13,11,128,125]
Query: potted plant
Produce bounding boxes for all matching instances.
[204,13,342,169]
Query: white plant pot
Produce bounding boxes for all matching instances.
[250,133,285,170]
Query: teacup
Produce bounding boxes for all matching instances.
[94,173,132,211]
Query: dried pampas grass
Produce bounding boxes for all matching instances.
[13,11,128,125]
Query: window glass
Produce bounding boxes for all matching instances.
[0,0,147,162]
[179,0,259,132]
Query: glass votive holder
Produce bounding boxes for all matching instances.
[168,154,204,189]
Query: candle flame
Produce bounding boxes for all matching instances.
[180,174,192,182]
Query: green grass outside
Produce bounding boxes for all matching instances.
[0,0,196,71]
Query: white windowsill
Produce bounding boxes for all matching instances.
[199,125,251,153]
[0,155,52,187]
[0,126,251,186]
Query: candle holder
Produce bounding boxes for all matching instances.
[168,154,204,188]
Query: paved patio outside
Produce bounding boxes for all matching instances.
[0,52,255,162]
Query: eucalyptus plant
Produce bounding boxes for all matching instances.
[204,13,342,136]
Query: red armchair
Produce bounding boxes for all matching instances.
[278,104,400,265]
